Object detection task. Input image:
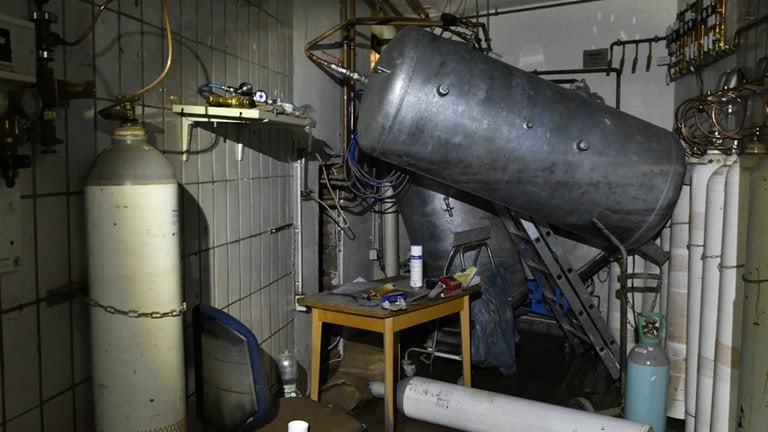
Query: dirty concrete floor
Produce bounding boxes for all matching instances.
[336,317,685,432]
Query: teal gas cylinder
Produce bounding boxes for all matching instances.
[625,313,671,432]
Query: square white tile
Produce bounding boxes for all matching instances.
[197,182,214,247]
[118,16,143,97]
[197,0,213,47]
[181,183,201,256]
[240,240,252,296]
[213,245,229,308]
[212,181,228,247]
[66,99,97,192]
[43,390,74,431]
[227,242,241,302]
[226,180,240,242]
[140,21,165,109]
[71,296,91,383]
[40,302,72,399]
[239,179,252,238]
[2,307,40,419]
[5,408,41,432]
[36,196,69,295]
[259,286,271,340]
[0,198,37,306]
[75,382,93,432]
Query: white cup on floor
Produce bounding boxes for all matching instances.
[287,419,309,432]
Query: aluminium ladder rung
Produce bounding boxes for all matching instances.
[494,206,620,379]
[518,218,620,379]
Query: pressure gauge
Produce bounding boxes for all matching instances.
[254,90,268,103]
[10,88,43,119]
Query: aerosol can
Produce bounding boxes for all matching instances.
[625,313,670,432]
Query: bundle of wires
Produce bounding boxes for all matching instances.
[343,90,409,200]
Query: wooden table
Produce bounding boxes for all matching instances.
[298,283,477,432]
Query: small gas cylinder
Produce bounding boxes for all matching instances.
[625,313,671,432]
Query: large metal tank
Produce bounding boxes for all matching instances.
[358,27,685,250]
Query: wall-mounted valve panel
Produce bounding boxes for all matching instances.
[0,13,36,84]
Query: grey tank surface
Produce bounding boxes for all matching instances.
[358,27,685,250]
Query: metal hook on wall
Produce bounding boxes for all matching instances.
[631,43,639,74]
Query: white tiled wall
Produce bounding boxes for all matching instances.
[0,0,298,430]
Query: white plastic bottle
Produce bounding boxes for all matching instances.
[409,245,423,290]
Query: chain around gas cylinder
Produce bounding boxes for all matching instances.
[76,286,186,319]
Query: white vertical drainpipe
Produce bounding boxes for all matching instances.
[712,145,765,431]
[294,159,304,298]
[685,150,725,432]
[382,183,399,277]
[667,183,690,420]
[695,154,736,432]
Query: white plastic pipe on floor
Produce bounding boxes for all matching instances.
[397,377,653,432]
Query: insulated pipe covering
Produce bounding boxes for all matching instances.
[358,27,685,250]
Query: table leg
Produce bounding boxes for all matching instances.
[460,295,472,387]
[310,311,322,401]
[383,318,398,432]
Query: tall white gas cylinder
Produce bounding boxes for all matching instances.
[685,150,724,432]
[712,142,766,431]
[625,313,670,432]
[85,125,187,431]
[695,154,735,432]
[666,183,690,419]
[736,149,768,431]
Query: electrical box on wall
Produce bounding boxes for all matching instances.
[0,13,36,84]
[0,185,20,273]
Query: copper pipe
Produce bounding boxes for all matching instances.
[462,0,602,19]
[731,12,768,50]
[341,0,355,151]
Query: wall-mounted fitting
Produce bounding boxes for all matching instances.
[31,4,96,153]
[98,99,140,127]
[0,86,42,187]
[0,116,32,188]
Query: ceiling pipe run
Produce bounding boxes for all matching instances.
[462,0,603,19]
